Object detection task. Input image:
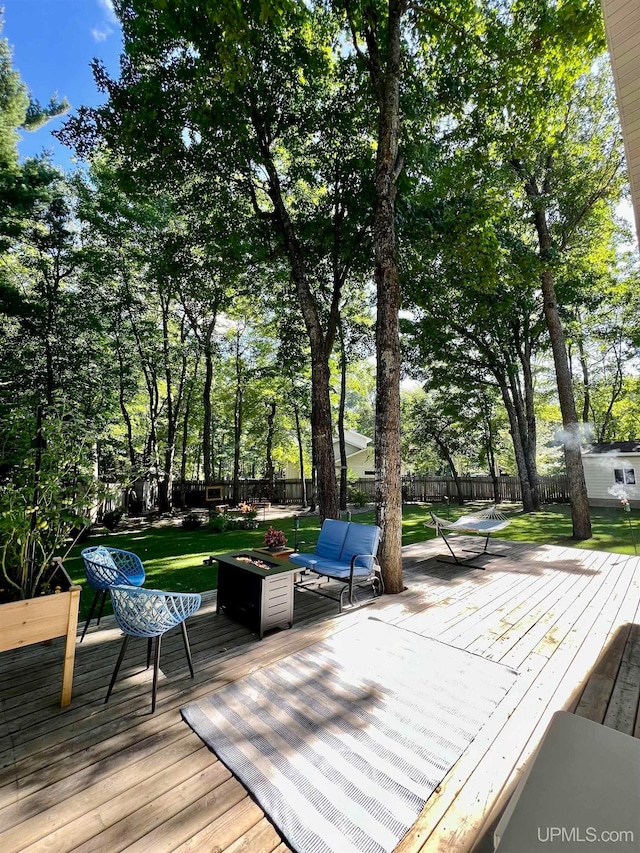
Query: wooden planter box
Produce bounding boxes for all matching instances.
[0,562,81,707]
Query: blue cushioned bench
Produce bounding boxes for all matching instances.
[290,519,384,611]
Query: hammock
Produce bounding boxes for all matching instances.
[424,505,511,569]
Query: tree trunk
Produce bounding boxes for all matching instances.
[338,323,348,511]
[532,207,591,538]
[253,127,339,522]
[519,338,541,510]
[264,401,276,503]
[515,166,591,537]
[232,385,243,505]
[369,0,404,595]
[158,293,185,514]
[179,381,194,506]
[508,372,540,511]
[598,338,624,443]
[540,267,591,538]
[496,374,535,512]
[484,409,501,505]
[292,390,307,507]
[311,354,338,521]
[116,345,135,467]
[158,446,174,513]
[202,342,214,484]
[435,437,464,505]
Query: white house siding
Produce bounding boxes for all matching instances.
[342,448,377,479]
[601,0,640,246]
[285,439,368,479]
[583,453,640,507]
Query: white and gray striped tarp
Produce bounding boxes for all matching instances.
[181,618,518,853]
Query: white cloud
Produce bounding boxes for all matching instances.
[91,0,119,42]
[91,26,113,42]
[97,0,119,25]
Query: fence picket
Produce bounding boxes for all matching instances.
[168,475,570,507]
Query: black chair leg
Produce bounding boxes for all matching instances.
[96,589,108,626]
[146,637,152,669]
[105,635,130,703]
[151,635,162,713]
[80,589,102,642]
[181,621,195,678]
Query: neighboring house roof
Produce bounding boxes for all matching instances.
[335,429,372,450]
[601,0,640,247]
[344,446,374,461]
[583,442,640,455]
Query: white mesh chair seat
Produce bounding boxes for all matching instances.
[106,585,202,713]
[79,546,146,641]
[110,586,202,637]
[81,546,145,588]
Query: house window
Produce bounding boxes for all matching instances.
[614,468,636,485]
[364,470,375,476]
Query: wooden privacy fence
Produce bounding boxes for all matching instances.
[172,474,570,506]
[399,475,569,504]
[174,478,315,507]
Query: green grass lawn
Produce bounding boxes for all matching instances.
[67,503,639,621]
[414,502,639,553]
[66,514,326,621]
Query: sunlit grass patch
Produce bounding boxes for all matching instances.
[66,502,639,620]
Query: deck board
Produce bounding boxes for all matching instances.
[2,538,640,853]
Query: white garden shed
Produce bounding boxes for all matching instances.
[582,441,640,508]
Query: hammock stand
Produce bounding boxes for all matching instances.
[425,505,512,570]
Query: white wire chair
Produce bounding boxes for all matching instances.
[105,585,202,713]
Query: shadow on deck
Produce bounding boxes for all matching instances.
[1,537,639,853]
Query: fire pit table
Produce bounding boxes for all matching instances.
[212,550,298,639]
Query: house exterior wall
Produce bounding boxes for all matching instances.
[583,453,640,507]
[285,446,411,480]
[601,0,640,247]
[342,448,377,479]
[342,448,411,479]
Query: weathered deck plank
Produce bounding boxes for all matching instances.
[1,538,639,853]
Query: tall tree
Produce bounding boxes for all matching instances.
[342,0,405,592]
[58,1,375,523]
[465,3,624,538]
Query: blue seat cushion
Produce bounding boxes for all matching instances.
[309,556,374,579]
[314,519,349,560]
[290,553,321,570]
[339,523,381,571]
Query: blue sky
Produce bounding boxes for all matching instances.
[2,0,123,167]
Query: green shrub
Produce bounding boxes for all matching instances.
[208,514,227,533]
[102,508,123,531]
[347,487,369,508]
[182,512,203,530]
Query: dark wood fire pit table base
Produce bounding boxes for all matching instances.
[212,550,298,640]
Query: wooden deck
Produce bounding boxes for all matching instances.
[2,537,640,853]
